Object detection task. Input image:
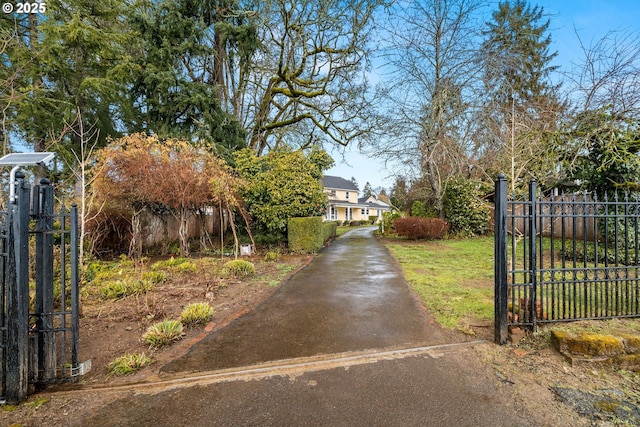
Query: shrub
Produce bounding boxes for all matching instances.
[108,353,153,376]
[100,279,152,300]
[253,232,285,246]
[142,320,184,348]
[264,251,280,262]
[322,221,337,242]
[410,201,428,217]
[394,217,449,240]
[288,217,324,253]
[180,302,214,326]
[368,216,378,224]
[443,177,491,236]
[379,211,401,235]
[349,221,361,226]
[222,259,256,277]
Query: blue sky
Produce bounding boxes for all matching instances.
[326,0,640,191]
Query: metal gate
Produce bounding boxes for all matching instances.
[0,173,80,404]
[495,175,640,344]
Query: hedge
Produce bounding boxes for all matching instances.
[393,217,449,240]
[288,217,336,253]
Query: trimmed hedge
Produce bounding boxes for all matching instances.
[288,217,324,253]
[393,217,449,240]
[322,221,337,242]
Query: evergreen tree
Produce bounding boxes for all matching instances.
[480,0,558,109]
[477,0,565,191]
[126,0,253,157]
[362,182,375,198]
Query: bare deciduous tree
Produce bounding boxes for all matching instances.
[372,0,485,217]
[238,0,383,155]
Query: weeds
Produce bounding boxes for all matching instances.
[142,271,166,284]
[264,251,280,262]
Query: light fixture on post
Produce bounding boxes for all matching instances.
[0,152,56,204]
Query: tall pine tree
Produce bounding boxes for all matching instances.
[477,0,565,191]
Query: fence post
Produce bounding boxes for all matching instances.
[70,204,80,371]
[528,179,538,331]
[34,179,56,382]
[494,174,509,344]
[5,174,31,404]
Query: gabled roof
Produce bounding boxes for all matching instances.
[321,175,359,191]
[358,196,390,208]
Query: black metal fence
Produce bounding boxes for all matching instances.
[0,175,80,403]
[495,175,640,344]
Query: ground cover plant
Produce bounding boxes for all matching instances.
[142,320,185,348]
[108,353,153,376]
[180,302,215,326]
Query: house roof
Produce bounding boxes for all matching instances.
[321,175,359,191]
[358,196,386,205]
[329,199,391,210]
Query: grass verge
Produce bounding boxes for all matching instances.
[383,236,494,333]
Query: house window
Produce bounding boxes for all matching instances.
[361,208,365,215]
[346,191,350,199]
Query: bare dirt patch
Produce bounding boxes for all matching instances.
[77,253,313,387]
[473,320,640,426]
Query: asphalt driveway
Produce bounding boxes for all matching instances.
[161,226,449,375]
[78,227,530,426]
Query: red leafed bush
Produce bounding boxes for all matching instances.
[393,217,449,240]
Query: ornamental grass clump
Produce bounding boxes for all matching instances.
[108,353,153,376]
[142,320,184,348]
[100,279,152,300]
[180,302,214,326]
[142,271,166,284]
[222,259,255,278]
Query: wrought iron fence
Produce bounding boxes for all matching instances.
[0,176,80,403]
[494,175,640,344]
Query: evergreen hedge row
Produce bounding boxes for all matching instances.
[288,217,337,253]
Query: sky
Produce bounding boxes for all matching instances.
[325,0,640,192]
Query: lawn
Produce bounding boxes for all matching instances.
[383,237,495,332]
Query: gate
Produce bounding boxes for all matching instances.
[495,175,640,344]
[0,173,80,404]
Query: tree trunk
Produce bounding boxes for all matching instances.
[178,208,190,257]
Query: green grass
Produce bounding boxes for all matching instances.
[384,237,495,332]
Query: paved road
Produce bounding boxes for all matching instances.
[78,227,530,426]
